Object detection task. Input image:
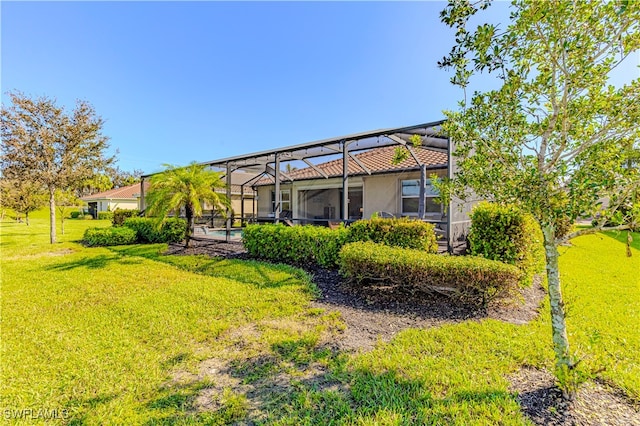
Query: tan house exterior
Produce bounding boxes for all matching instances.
[141,120,477,251]
[83,177,254,220]
[254,146,448,224]
[81,184,142,218]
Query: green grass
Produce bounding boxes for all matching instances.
[2,210,638,424]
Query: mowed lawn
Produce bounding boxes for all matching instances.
[1,210,638,425]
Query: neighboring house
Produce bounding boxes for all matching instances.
[141,121,477,252]
[81,183,141,218]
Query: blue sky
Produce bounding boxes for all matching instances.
[2,1,638,175]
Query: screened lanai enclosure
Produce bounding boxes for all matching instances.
[140,120,478,253]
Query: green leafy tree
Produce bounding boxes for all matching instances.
[145,163,230,247]
[1,92,114,243]
[55,189,82,235]
[438,0,640,397]
[0,178,47,225]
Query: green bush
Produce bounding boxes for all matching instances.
[348,217,438,252]
[113,209,140,226]
[70,211,82,219]
[242,224,350,268]
[123,217,187,244]
[468,202,544,285]
[339,241,522,305]
[97,211,114,220]
[84,226,137,247]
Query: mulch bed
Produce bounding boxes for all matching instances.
[164,238,640,425]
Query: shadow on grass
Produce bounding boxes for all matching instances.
[602,230,640,251]
[45,253,143,271]
[109,245,313,290]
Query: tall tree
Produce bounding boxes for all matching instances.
[1,92,114,243]
[0,178,47,225]
[438,0,639,397]
[145,163,230,247]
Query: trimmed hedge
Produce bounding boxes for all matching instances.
[84,226,137,247]
[113,209,140,226]
[123,217,187,244]
[70,211,82,219]
[468,202,544,285]
[339,241,522,305]
[348,217,438,253]
[242,224,349,268]
[242,218,439,268]
[97,211,114,220]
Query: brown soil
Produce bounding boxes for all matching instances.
[164,239,639,424]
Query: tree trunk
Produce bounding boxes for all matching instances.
[542,224,574,396]
[61,215,65,235]
[49,186,57,244]
[185,204,194,248]
[25,211,30,226]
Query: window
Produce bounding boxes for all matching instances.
[271,189,291,213]
[401,179,441,215]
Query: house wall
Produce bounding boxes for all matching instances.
[255,171,449,221]
[362,169,446,219]
[88,199,140,213]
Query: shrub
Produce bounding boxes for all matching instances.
[468,202,544,285]
[97,211,114,220]
[348,217,438,252]
[84,226,137,247]
[339,241,522,305]
[123,217,187,244]
[70,211,82,219]
[242,224,350,268]
[113,209,140,226]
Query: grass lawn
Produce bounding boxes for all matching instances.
[1,210,638,424]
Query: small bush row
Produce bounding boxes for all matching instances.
[97,211,114,220]
[339,241,522,305]
[83,217,187,246]
[242,224,350,268]
[469,202,545,286]
[123,217,187,244]
[113,209,140,226]
[84,227,137,247]
[348,218,438,253]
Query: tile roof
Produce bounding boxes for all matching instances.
[256,146,447,185]
[82,181,254,201]
[81,183,142,200]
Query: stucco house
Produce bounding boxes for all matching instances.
[85,177,255,220]
[141,120,477,252]
[81,183,141,218]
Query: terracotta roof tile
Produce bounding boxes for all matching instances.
[81,183,142,200]
[256,146,446,185]
[82,181,253,201]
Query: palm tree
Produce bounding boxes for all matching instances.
[146,163,230,247]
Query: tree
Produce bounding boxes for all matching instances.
[145,163,230,247]
[55,189,82,235]
[438,0,639,397]
[1,92,114,243]
[0,178,47,225]
[108,166,144,188]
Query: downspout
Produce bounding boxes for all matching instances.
[342,141,349,222]
[447,137,453,254]
[226,163,232,242]
[274,154,281,223]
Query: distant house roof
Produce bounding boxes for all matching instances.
[82,180,254,202]
[255,146,447,186]
[81,183,141,201]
